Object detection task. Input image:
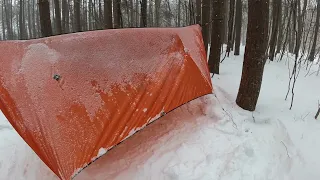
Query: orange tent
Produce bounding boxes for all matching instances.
[0,25,213,179]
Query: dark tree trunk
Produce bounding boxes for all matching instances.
[234,0,242,55]
[236,0,269,111]
[27,0,33,38]
[196,0,201,25]
[276,0,283,54]
[113,0,121,28]
[54,0,62,34]
[38,0,53,37]
[226,0,235,56]
[202,0,210,52]
[104,0,113,29]
[2,2,6,40]
[19,0,27,39]
[268,0,281,61]
[309,0,320,61]
[74,0,81,32]
[155,0,160,26]
[140,0,147,27]
[208,0,224,74]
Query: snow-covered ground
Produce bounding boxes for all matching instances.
[1,46,320,180]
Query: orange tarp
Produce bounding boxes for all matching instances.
[0,25,213,179]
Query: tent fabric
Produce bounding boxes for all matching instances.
[0,25,213,180]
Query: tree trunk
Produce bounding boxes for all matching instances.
[226,0,235,56]
[201,0,210,52]
[27,0,33,38]
[236,0,269,111]
[196,0,201,25]
[208,0,223,74]
[276,0,283,54]
[234,0,242,55]
[19,0,27,39]
[2,2,6,40]
[38,0,53,37]
[148,0,154,26]
[130,0,135,27]
[104,0,113,29]
[155,0,160,26]
[113,0,121,28]
[309,0,320,61]
[74,0,81,32]
[177,0,181,26]
[140,0,147,27]
[54,0,62,34]
[268,0,280,61]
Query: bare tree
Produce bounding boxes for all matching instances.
[226,0,235,56]
[268,0,281,61]
[54,0,62,34]
[104,0,113,29]
[140,0,147,27]
[236,0,269,111]
[308,0,320,62]
[208,0,224,74]
[39,0,53,37]
[74,0,82,32]
[234,0,242,55]
[202,0,210,52]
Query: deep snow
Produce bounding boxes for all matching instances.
[1,46,320,180]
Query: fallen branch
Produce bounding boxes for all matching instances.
[315,100,320,119]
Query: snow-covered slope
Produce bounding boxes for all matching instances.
[1,46,320,180]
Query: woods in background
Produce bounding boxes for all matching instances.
[0,0,319,111]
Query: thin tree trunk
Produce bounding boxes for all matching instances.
[104,0,113,28]
[196,0,201,25]
[54,0,62,34]
[149,0,154,26]
[236,0,269,111]
[208,0,224,74]
[2,2,6,40]
[39,0,53,37]
[268,0,281,61]
[113,0,121,28]
[130,0,135,27]
[226,0,235,56]
[234,0,242,55]
[202,0,210,52]
[27,0,33,38]
[155,0,160,26]
[140,0,147,27]
[309,0,320,61]
[19,0,26,39]
[276,1,283,54]
[74,0,81,31]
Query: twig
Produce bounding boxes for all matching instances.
[213,92,238,129]
[281,141,290,158]
[315,100,320,119]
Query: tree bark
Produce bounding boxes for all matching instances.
[234,0,242,55]
[155,0,160,26]
[104,0,113,29]
[19,0,27,39]
[208,0,223,74]
[113,0,121,28]
[226,0,235,56]
[54,0,62,34]
[236,0,269,111]
[201,0,210,52]
[309,0,320,61]
[74,0,81,32]
[196,0,201,25]
[140,0,147,27]
[268,0,281,61]
[38,0,53,37]
[2,2,6,40]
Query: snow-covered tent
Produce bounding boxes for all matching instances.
[0,25,213,179]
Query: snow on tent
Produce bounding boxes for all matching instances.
[0,25,213,180]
